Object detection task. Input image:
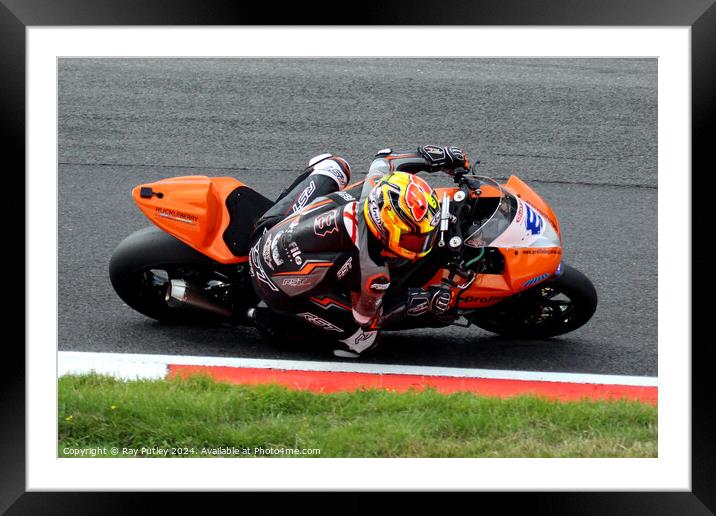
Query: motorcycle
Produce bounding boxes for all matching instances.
[109,163,597,343]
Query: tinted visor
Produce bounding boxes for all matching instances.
[399,230,437,254]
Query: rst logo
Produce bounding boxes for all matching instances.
[313,210,339,237]
[297,312,343,332]
[292,181,316,213]
[368,275,390,292]
[336,257,353,279]
[282,277,309,287]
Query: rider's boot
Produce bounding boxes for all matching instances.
[332,328,381,358]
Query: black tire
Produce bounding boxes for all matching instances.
[471,264,597,338]
[109,226,232,323]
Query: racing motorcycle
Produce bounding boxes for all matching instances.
[109,164,597,343]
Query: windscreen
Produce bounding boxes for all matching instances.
[463,177,519,248]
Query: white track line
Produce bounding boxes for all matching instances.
[58,351,658,387]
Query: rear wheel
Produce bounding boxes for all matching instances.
[109,227,254,323]
[471,264,597,338]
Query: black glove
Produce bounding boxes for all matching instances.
[427,285,453,315]
[400,286,453,316]
[379,286,454,328]
[418,145,471,172]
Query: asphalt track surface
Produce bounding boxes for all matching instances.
[58,58,657,376]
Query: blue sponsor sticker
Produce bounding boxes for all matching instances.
[524,205,544,235]
[555,262,564,276]
[523,273,550,288]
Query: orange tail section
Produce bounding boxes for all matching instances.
[132,176,254,264]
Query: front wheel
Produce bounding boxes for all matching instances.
[470,264,597,338]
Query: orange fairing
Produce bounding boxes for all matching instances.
[500,247,562,291]
[427,175,563,309]
[132,175,248,264]
[457,273,514,308]
[442,247,562,310]
[503,175,561,238]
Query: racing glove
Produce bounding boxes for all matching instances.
[427,285,453,315]
[418,145,471,173]
[383,286,454,322]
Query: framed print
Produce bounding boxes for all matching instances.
[6,0,713,512]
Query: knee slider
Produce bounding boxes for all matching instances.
[307,153,351,189]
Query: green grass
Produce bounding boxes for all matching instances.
[58,374,657,458]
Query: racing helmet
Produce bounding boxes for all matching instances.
[363,172,441,261]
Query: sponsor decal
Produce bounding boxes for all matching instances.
[298,312,343,332]
[313,160,348,188]
[278,272,321,296]
[154,207,198,225]
[555,262,564,276]
[523,273,550,288]
[354,330,377,347]
[369,276,390,292]
[262,235,274,270]
[340,328,378,353]
[288,241,303,265]
[270,231,285,267]
[282,277,310,287]
[524,205,544,235]
[422,145,445,161]
[313,209,339,237]
[292,181,316,213]
[430,210,441,227]
[521,248,561,255]
[336,191,355,202]
[249,242,278,292]
[367,196,387,237]
[514,201,524,223]
[460,295,506,304]
[326,165,348,187]
[336,257,353,279]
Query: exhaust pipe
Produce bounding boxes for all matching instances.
[165,279,233,318]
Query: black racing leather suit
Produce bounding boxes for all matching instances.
[248,149,447,354]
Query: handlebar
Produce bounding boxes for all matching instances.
[443,159,481,183]
[435,161,485,287]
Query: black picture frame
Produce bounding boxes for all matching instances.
[5,0,712,513]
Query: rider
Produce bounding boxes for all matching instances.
[248,145,471,357]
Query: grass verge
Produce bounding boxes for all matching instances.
[59,373,657,458]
